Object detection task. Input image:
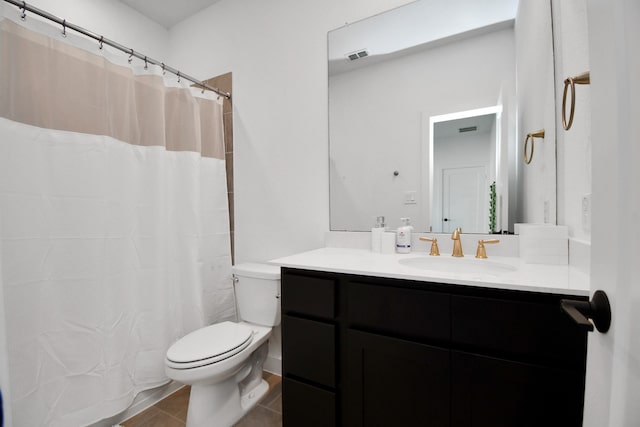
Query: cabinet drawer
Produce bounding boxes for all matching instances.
[282,314,336,387]
[283,378,336,427]
[452,295,587,367]
[282,271,336,320]
[348,281,450,343]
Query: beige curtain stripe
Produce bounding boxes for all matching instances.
[0,19,224,159]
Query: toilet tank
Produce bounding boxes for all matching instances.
[232,263,281,327]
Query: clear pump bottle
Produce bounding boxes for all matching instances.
[396,217,413,253]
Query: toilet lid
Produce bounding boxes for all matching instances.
[166,322,253,369]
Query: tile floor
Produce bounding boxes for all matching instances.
[122,373,282,427]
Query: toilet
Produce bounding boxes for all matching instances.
[165,263,281,427]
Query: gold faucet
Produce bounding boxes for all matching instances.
[475,239,500,259]
[451,227,463,257]
[419,237,440,256]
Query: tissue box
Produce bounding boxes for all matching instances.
[518,224,568,265]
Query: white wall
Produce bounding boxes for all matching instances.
[552,0,591,242]
[7,0,169,59]
[329,27,514,232]
[515,0,557,226]
[168,0,415,263]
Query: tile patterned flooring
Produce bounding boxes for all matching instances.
[123,373,282,427]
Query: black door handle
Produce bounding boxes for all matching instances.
[561,290,611,333]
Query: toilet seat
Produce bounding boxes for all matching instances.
[166,321,254,370]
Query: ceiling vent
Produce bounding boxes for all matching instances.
[346,49,369,61]
[459,126,478,133]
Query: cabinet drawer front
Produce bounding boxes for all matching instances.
[282,315,336,387]
[348,281,450,342]
[452,295,587,367]
[282,271,336,320]
[283,378,336,427]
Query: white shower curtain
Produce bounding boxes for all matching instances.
[0,13,234,427]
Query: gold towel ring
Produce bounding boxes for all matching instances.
[562,71,590,130]
[524,129,545,164]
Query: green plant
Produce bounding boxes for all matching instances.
[489,181,497,233]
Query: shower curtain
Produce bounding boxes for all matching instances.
[0,13,234,427]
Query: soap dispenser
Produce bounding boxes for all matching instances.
[396,217,413,253]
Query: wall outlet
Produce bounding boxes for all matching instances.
[582,193,591,231]
[404,190,417,205]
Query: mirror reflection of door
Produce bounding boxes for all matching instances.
[441,166,487,233]
[431,113,496,233]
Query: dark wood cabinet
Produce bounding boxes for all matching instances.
[451,351,585,427]
[281,269,338,426]
[281,268,588,427]
[282,378,336,427]
[346,329,450,427]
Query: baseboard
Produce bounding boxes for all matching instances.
[263,355,282,376]
[88,381,184,427]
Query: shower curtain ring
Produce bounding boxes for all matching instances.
[161,63,166,75]
[177,71,181,83]
[20,1,27,20]
[99,36,104,50]
[61,19,67,37]
[144,56,148,70]
[128,48,134,64]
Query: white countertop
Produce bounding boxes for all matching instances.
[270,247,590,296]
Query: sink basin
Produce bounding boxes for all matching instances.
[399,256,517,275]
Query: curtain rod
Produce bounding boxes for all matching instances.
[3,0,231,100]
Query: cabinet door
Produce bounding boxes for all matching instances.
[283,378,336,427]
[345,330,450,427]
[451,351,585,427]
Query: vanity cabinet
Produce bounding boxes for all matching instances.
[281,270,338,427]
[281,268,588,427]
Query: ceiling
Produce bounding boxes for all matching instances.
[119,0,223,29]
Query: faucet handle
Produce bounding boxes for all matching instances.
[451,227,462,239]
[476,239,500,259]
[419,237,440,256]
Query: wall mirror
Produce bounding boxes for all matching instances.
[328,0,555,233]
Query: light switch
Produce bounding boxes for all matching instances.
[404,191,417,205]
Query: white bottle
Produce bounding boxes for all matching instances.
[396,217,413,253]
[371,216,386,253]
[381,231,397,254]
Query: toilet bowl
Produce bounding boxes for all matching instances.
[165,263,281,427]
